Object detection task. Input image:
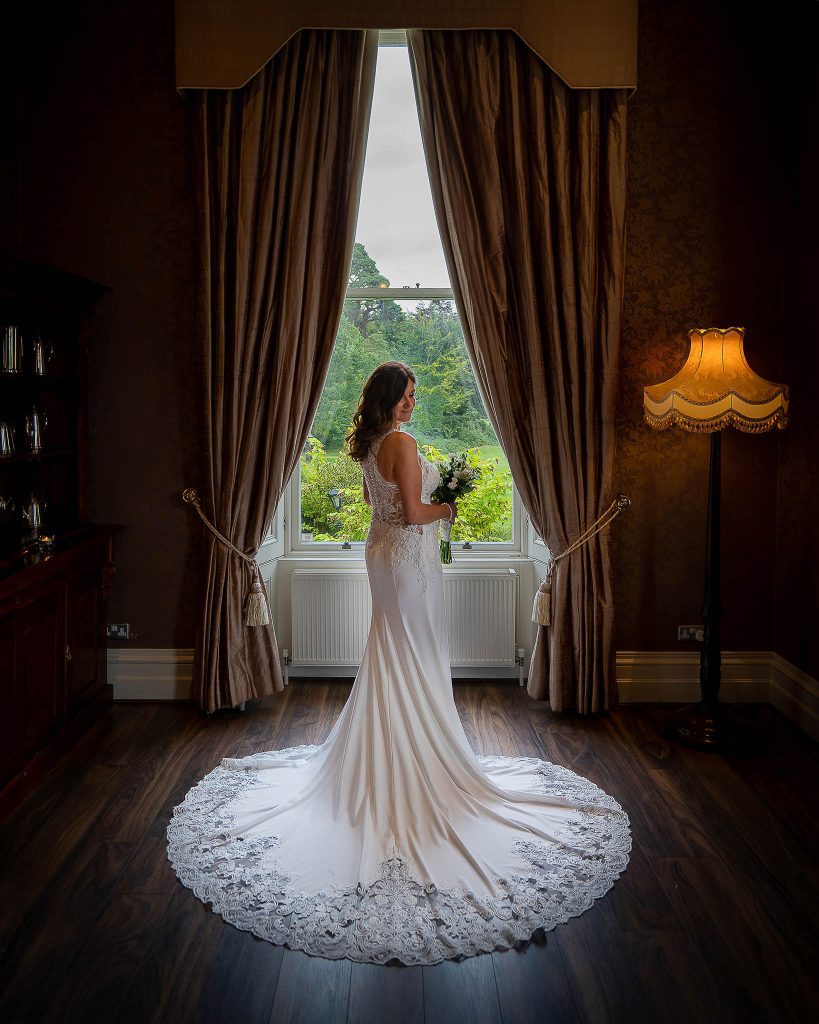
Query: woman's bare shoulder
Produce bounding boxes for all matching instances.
[381,431,418,456]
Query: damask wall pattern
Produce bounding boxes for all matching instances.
[614,0,783,654]
[4,0,816,680]
[774,22,819,680]
[6,0,203,649]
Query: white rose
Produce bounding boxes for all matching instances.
[448,480,458,490]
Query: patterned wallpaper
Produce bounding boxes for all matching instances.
[614,0,784,652]
[774,13,819,680]
[6,0,815,674]
[9,0,203,648]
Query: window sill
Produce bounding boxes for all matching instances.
[278,551,533,569]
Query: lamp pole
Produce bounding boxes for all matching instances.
[668,431,727,747]
[645,327,789,751]
[701,431,722,708]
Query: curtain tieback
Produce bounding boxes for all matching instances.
[532,494,631,627]
[182,488,271,627]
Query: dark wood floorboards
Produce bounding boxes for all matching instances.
[1,684,817,1024]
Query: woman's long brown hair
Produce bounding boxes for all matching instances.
[345,361,416,463]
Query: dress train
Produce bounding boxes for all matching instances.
[167,428,630,964]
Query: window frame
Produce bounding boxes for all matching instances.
[288,285,524,559]
[286,32,523,560]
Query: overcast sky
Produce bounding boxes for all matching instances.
[354,46,451,289]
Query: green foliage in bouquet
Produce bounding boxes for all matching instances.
[426,447,481,562]
[423,445,512,543]
[427,447,481,503]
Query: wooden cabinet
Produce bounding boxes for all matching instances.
[0,530,118,806]
[66,560,107,713]
[17,585,65,754]
[0,610,21,788]
[0,261,120,816]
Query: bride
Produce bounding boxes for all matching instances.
[168,361,630,965]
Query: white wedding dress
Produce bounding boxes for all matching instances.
[168,427,630,964]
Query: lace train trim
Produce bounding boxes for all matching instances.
[166,746,631,965]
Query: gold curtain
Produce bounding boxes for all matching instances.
[191,30,377,712]
[408,30,628,713]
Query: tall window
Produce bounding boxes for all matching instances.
[297,38,515,550]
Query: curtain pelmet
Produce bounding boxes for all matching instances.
[191,30,377,712]
[408,30,628,713]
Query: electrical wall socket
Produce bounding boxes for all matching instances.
[107,623,131,639]
[678,624,704,643]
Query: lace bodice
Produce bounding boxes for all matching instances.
[362,427,440,526]
[363,428,442,597]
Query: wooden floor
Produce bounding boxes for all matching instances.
[0,682,817,1024]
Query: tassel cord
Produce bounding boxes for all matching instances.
[537,493,631,593]
[182,488,271,626]
[532,495,630,626]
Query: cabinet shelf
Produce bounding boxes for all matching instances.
[0,446,77,465]
[0,373,73,385]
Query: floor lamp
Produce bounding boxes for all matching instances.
[644,327,789,749]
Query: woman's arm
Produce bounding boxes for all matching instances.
[388,433,456,526]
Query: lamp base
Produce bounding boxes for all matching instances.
[665,702,742,751]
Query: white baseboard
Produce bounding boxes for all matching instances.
[769,653,819,741]
[108,648,818,739]
[108,648,193,700]
[284,665,523,681]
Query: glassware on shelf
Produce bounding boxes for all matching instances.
[31,335,55,375]
[2,325,24,373]
[24,406,48,452]
[21,494,47,534]
[0,421,15,456]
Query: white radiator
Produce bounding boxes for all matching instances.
[290,572,372,667]
[289,569,518,673]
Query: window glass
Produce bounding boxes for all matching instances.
[298,43,513,547]
[301,290,512,543]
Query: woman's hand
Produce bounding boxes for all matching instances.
[439,500,458,523]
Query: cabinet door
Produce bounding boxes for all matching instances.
[17,589,66,755]
[0,612,22,788]
[67,564,106,713]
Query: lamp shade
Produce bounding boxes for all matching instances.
[644,327,789,433]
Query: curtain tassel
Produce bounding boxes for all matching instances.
[532,576,552,626]
[245,563,271,627]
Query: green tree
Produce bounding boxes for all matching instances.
[304,243,509,538]
[346,242,402,336]
[389,302,494,450]
[311,312,391,452]
[349,242,389,287]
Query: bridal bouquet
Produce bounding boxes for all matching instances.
[430,452,481,563]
